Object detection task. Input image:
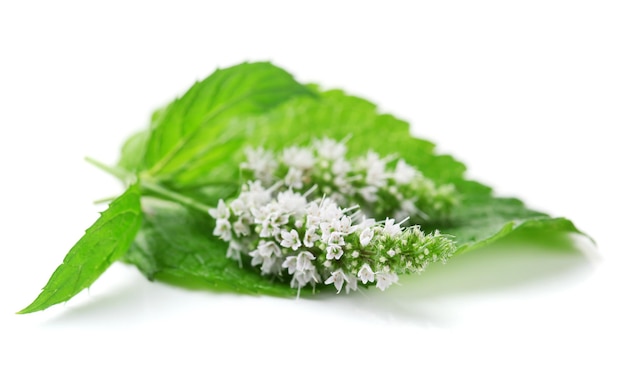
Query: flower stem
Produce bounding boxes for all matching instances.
[141,180,210,213]
[85,157,131,182]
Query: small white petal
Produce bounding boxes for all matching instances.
[358,264,375,284]
[324,269,346,293]
[359,228,374,247]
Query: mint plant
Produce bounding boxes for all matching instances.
[19,62,586,313]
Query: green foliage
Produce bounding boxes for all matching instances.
[142,62,314,184]
[20,61,588,313]
[19,183,142,314]
[123,197,295,296]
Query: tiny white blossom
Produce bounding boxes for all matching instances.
[284,167,304,189]
[296,251,316,272]
[282,256,297,274]
[280,229,302,251]
[326,231,345,246]
[233,218,250,237]
[213,219,232,241]
[359,228,374,247]
[331,158,351,176]
[229,198,246,216]
[226,241,242,262]
[318,200,343,222]
[360,152,388,188]
[257,240,281,258]
[393,159,420,184]
[242,147,277,183]
[313,138,347,160]
[250,249,277,274]
[283,147,316,170]
[326,244,344,260]
[208,199,230,220]
[303,228,319,248]
[325,269,347,293]
[358,264,375,284]
[333,215,355,234]
[276,189,308,217]
[375,272,399,291]
[382,218,402,236]
[344,274,358,294]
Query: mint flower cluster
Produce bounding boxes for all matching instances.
[241,138,457,223]
[209,139,457,294]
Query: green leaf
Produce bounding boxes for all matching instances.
[143,62,314,183]
[115,66,586,298]
[239,88,468,186]
[122,197,295,297]
[18,183,142,313]
[118,129,149,173]
[231,88,585,253]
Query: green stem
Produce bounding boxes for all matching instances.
[93,195,118,204]
[85,157,131,182]
[141,181,210,214]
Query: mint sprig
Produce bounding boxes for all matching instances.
[19,62,588,313]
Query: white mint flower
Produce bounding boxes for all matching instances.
[233,218,250,237]
[326,244,344,260]
[358,264,375,284]
[331,158,351,176]
[296,251,316,272]
[284,167,304,189]
[327,231,345,246]
[284,251,319,289]
[375,272,399,291]
[382,218,403,236]
[226,241,242,262]
[209,139,458,296]
[213,219,232,241]
[283,146,315,170]
[360,152,388,188]
[313,137,347,160]
[229,198,246,216]
[333,215,355,234]
[276,189,308,217]
[280,229,302,251]
[208,199,230,220]
[242,147,277,183]
[393,159,420,184]
[257,240,281,258]
[303,228,319,247]
[344,274,358,294]
[250,250,276,274]
[325,269,347,293]
[282,256,297,274]
[359,228,374,247]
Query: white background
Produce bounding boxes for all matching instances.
[1,1,625,378]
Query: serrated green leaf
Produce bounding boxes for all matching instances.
[143,62,314,182]
[112,65,586,298]
[122,197,295,296]
[230,88,585,253]
[19,183,142,313]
